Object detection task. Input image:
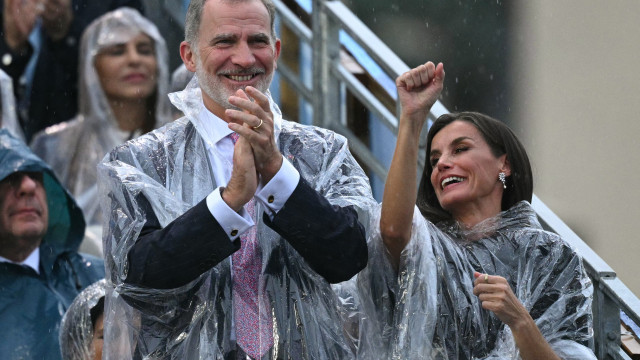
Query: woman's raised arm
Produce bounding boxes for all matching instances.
[381,62,444,269]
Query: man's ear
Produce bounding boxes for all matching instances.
[273,38,281,68]
[180,41,197,72]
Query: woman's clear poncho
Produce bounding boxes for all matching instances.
[97,79,377,359]
[353,201,596,359]
[30,7,171,254]
[60,279,107,360]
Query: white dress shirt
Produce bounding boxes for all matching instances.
[0,248,40,274]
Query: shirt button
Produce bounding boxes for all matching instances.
[230,229,238,237]
[2,53,12,66]
[267,195,275,204]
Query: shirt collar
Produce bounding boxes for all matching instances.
[192,101,233,148]
[190,95,283,147]
[0,247,40,274]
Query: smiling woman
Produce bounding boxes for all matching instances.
[30,8,171,255]
[355,62,596,359]
[420,112,532,227]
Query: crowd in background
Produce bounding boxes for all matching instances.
[0,2,182,359]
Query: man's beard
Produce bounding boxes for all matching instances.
[195,56,273,110]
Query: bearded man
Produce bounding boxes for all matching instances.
[98,0,376,358]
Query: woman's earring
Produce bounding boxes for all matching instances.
[498,172,507,189]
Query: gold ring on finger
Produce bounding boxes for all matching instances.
[484,274,489,283]
[252,118,263,130]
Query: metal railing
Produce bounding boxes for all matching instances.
[533,196,640,359]
[273,0,640,358]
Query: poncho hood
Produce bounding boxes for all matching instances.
[79,7,171,128]
[0,129,85,262]
[59,279,107,360]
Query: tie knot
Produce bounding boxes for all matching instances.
[230,132,239,144]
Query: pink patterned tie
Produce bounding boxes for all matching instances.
[229,132,274,359]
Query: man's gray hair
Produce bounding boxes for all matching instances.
[184,0,277,44]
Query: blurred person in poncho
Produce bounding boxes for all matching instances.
[31,7,171,256]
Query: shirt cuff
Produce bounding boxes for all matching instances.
[255,156,300,219]
[206,188,254,241]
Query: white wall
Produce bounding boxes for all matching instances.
[511,1,640,295]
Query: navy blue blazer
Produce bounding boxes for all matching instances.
[125,178,368,289]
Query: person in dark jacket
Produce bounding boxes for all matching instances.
[0,0,144,141]
[0,128,104,360]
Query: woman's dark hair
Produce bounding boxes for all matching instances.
[416,111,533,223]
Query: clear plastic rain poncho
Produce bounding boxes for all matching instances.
[30,7,171,251]
[60,279,107,360]
[97,78,377,359]
[0,68,24,140]
[354,201,595,359]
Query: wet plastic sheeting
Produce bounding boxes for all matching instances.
[356,201,596,359]
[97,80,376,359]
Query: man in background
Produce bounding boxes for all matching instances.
[0,129,104,359]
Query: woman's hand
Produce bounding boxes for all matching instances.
[473,272,561,360]
[396,61,445,124]
[473,272,530,328]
